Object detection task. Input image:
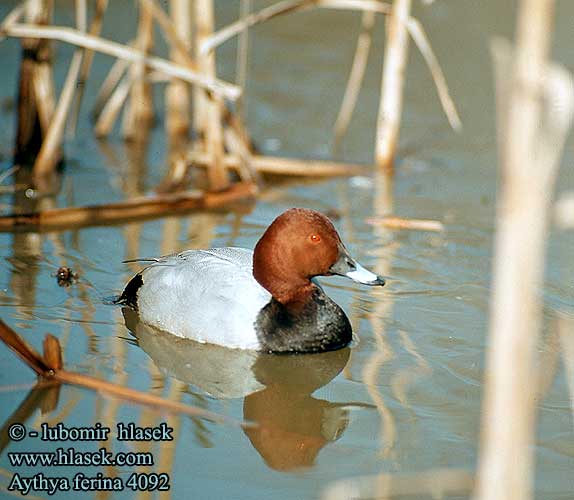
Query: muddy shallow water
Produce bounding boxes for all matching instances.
[0,1,573,499]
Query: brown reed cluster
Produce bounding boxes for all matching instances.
[0,0,458,230]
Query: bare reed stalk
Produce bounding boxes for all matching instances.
[94,64,134,137]
[123,0,155,139]
[32,50,83,189]
[200,0,317,55]
[474,1,574,499]
[375,0,411,174]
[69,0,109,136]
[187,152,366,177]
[33,0,90,188]
[166,0,192,139]
[0,3,25,44]
[365,215,444,232]
[200,0,459,137]
[92,57,129,122]
[14,0,54,166]
[194,0,229,191]
[0,181,257,232]
[334,10,375,143]
[192,6,207,139]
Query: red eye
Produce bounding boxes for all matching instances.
[310,234,321,243]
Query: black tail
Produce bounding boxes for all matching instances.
[114,274,143,310]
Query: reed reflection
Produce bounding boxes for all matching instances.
[122,308,355,472]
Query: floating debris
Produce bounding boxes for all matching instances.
[54,267,78,287]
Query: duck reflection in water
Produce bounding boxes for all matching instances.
[122,308,364,471]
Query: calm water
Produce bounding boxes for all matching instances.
[0,1,573,499]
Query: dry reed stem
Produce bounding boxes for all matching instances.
[156,155,189,193]
[2,23,241,99]
[0,2,25,43]
[0,320,250,428]
[406,17,461,131]
[165,0,192,138]
[375,0,411,174]
[14,1,54,165]
[69,0,108,136]
[43,334,62,371]
[365,215,444,232]
[123,1,154,139]
[31,63,55,134]
[334,10,375,143]
[324,3,461,132]
[75,0,87,33]
[322,469,473,500]
[221,88,258,182]
[123,0,458,146]
[94,72,134,137]
[92,56,129,122]
[200,0,389,55]
[139,0,194,68]
[32,50,83,186]
[200,0,317,55]
[187,152,367,177]
[224,106,256,155]
[200,0,391,52]
[195,0,229,191]
[0,320,50,375]
[474,1,574,498]
[0,182,257,232]
[223,128,257,183]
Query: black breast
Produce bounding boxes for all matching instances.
[254,287,352,354]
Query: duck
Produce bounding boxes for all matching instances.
[117,208,385,353]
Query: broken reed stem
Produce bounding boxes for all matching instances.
[375,0,411,174]
[334,9,375,143]
[2,23,241,100]
[474,0,574,499]
[0,320,249,428]
[165,0,192,139]
[187,152,367,177]
[365,215,444,232]
[14,0,54,166]
[194,0,229,191]
[0,182,257,232]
